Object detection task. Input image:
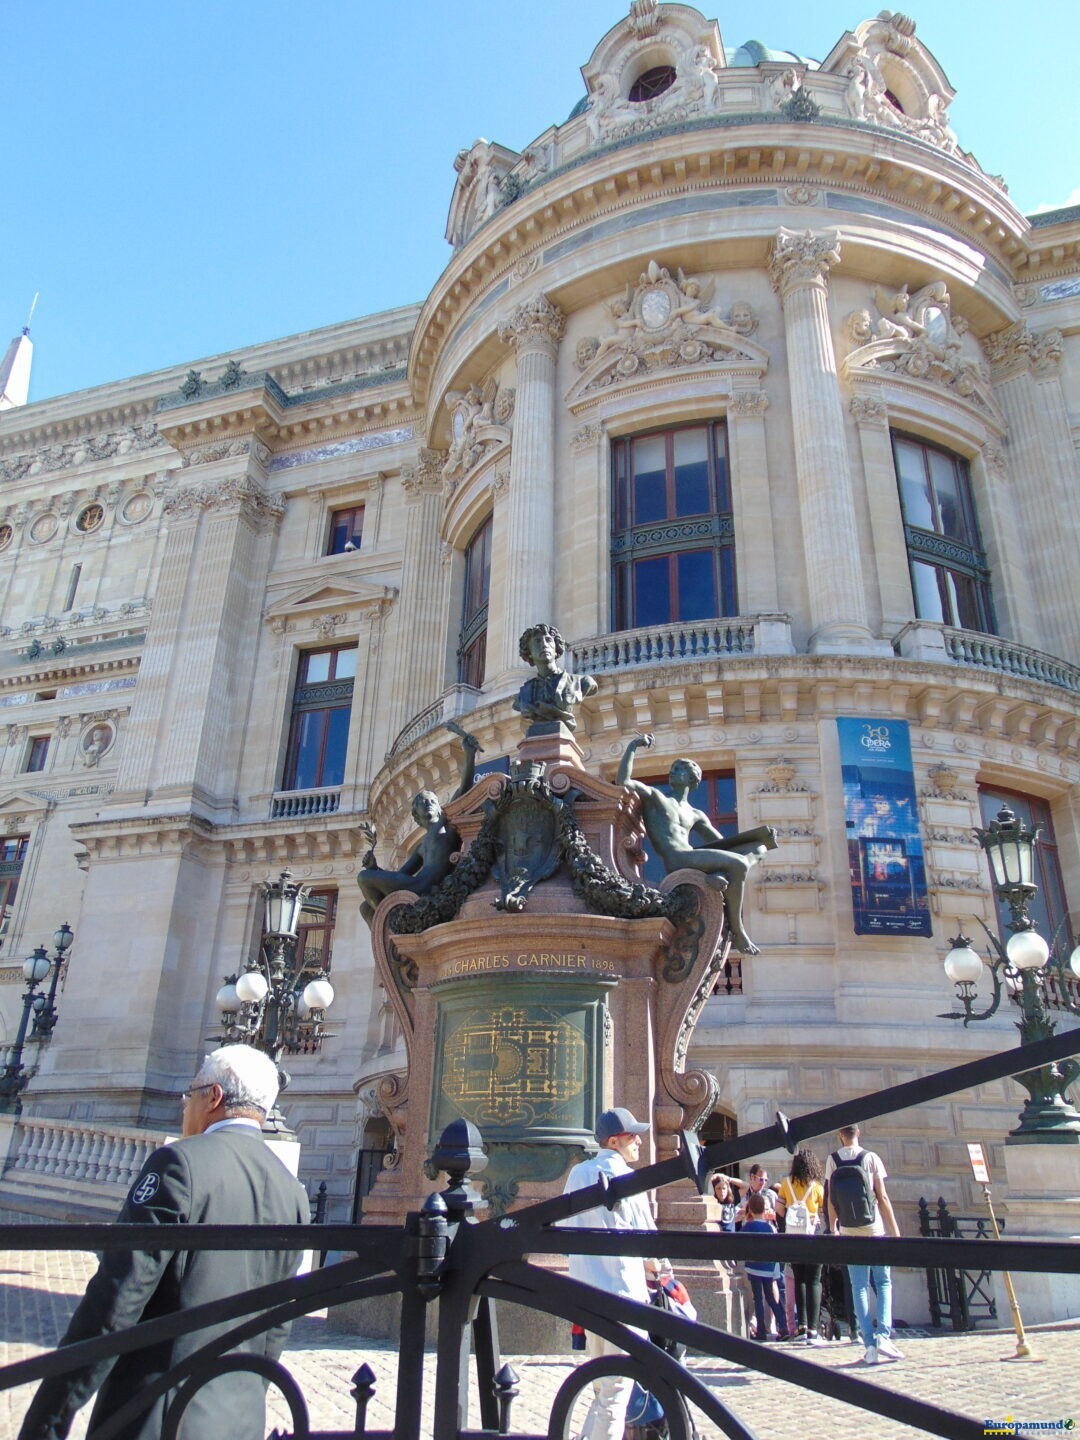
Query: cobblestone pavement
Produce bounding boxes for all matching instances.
[2,1249,1078,1439]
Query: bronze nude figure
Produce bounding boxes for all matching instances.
[617,733,777,954]
[357,725,481,925]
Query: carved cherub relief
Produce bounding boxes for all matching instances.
[843,281,998,419]
[443,378,515,490]
[570,260,766,400]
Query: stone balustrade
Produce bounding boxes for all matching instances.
[569,616,794,675]
[270,786,341,819]
[3,1115,172,1196]
[386,683,481,760]
[943,628,1080,695]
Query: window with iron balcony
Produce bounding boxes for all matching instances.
[611,421,737,632]
[281,644,357,792]
[892,433,995,634]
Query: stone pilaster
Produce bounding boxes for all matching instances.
[849,393,914,636]
[726,389,779,614]
[769,230,880,653]
[114,469,284,817]
[384,449,448,746]
[494,293,565,676]
[985,323,1078,659]
[968,443,1040,650]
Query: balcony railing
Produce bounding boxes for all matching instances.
[570,616,793,675]
[2,1115,172,1198]
[942,628,1080,695]
[386,683,480,760]
[270,787,341,820]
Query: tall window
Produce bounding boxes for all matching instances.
[978,787,1072,958]
[611,421,736,631]
[296,888,337,980]
[326,506,364,555]
[282,644,356,791]
[0,835,28,953]
[24,737,49,773]
[458,515,492,689]
[892,433,994,634]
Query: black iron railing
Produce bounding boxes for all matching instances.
[3,1027,1080,1440]
[918,1196,1001,1331]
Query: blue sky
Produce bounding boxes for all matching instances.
[4,1,1078,405]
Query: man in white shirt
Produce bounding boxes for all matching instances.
[561,1107,659,1440]
[824,1123,902,1366]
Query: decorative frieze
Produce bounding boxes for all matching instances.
[0,423,162,485]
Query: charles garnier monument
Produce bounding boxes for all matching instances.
[360,623,776,1226]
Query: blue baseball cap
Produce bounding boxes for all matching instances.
[595,1106,650,1142]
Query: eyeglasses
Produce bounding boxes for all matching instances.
[181,1083,216,1104]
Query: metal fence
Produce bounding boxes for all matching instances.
[3,1027,1079,1440]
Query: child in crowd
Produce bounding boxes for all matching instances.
[742,1192,790,1342]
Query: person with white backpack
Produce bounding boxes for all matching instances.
[775,1149,827,1346]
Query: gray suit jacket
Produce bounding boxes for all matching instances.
[20,1124,310,1440]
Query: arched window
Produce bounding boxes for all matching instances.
[892,432,995,634]
[629,66,677,102]
[458,515,492,688]
[611,421,736,630]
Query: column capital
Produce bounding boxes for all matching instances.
[849,394,888,427]
[768,228,841,299]
[498,292,565,357]
[161,474,285,526]
[729,390,769,419]
[984,320,1063,380]
[400,448,447,500]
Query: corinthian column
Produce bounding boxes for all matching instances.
[494,293,564,677]
[384,449,448,747]
[769,230,882,653]
[984,323,1079,661]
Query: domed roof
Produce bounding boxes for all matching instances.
[565,37,820,119]
[725,39,819,69]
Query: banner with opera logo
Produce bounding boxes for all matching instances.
[838,717,931,937]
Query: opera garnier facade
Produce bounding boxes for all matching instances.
[0,2,1077,1325]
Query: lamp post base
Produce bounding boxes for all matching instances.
[1007,1095,1080,1145]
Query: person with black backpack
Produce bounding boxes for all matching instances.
[824,1124,902,1367]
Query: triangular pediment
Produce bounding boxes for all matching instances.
[0,788,51,818]
[265,577,397,620]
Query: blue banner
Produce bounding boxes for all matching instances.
[837,718,931,937]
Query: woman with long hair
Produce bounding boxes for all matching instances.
[775,1148,827,1345]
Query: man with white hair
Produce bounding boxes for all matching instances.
[20,1045,310,1440]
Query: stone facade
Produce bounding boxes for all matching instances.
[1,4,1078,1321]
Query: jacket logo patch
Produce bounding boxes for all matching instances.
[131,1173,160,1205]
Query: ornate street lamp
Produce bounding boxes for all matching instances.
[0,949,53,1111]
[30,922,75,1040]
[941,804,1080,1143]
[214,870,335,1135]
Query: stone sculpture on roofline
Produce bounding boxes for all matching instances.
[358,623,778,1253]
